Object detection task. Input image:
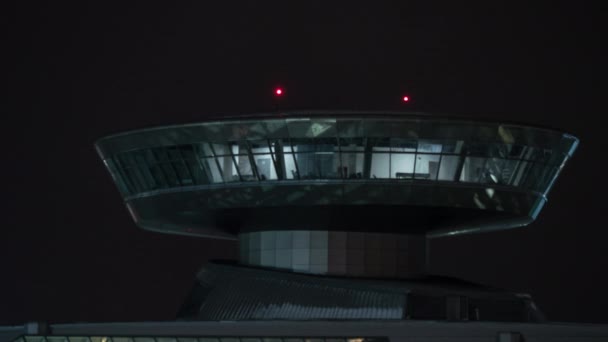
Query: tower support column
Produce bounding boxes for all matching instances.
[238,231,427,278]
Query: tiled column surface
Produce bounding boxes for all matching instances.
[238,231,426,278]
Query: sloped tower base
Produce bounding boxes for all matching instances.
[178,262,545,322]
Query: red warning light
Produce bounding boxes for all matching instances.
[275,88,283,96]
[402,95,410,102]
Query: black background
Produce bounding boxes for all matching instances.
[3,2,607,324]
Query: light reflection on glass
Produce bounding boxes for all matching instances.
[105,121,572,198]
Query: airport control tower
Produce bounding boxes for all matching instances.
[92,112,577,322]
[8,111,608,342]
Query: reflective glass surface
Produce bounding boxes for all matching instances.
[97,116,578,198]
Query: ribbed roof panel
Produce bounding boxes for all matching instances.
[193,264,405,320]
[177,263,543,322]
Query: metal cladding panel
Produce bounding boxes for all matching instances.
[188,264,406,320]
[238,231,427,278]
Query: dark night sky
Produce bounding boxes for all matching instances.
[3,2,607,325]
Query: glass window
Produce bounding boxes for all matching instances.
[295,153,317,179]
[460,157,486,183]
[178,146,207,185]
[339,137,365,151]
[143,148,157,164]
[538,166,560,191]
[172,159,193,185]
[287,118,336,138]
[199,142,215,157]
[132,151,157,189]
[491,144,512,159]
[155,147,191,186]
[520,162,553,190]
[527,147,554,163]
[391,153,415,179]
[369,137,390,150]
[415,154,441,180]
[212,143,231,156]
[341,152,364,179]
[391,138,416,152]
[177,144,195,159]
[511,160,531,187]
[234,154,257,181]
[310,119,337,137]
[202,157,223,183]
[291,138,314,153]
[104,158,131,195]
[293,139,335,179]
[148,163,169,189]
[127,168,152,192]
[270,139,292,154]
[481,158,519,185]
[250,139,272,154]
[371,153,390,179]
[113,155,138,192]
[117,157,146,192]
[254,154,277,180]
[284,148,299,179]
[417,140,442,153]
[466,143,494,157]
[318,151,341,179]
[440,140,464,154]
[132,158,158,190]
[216,155,238,182]
[151,147,170,161]
[141,149,170,189]
[438,155,460,181]
[337,119,364,137]
[167,147,182,161]
[315,137,339,150]
[506,144,526,159]
[159,162,180,187]
[232,141,249,155]
[521,146,538,161]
